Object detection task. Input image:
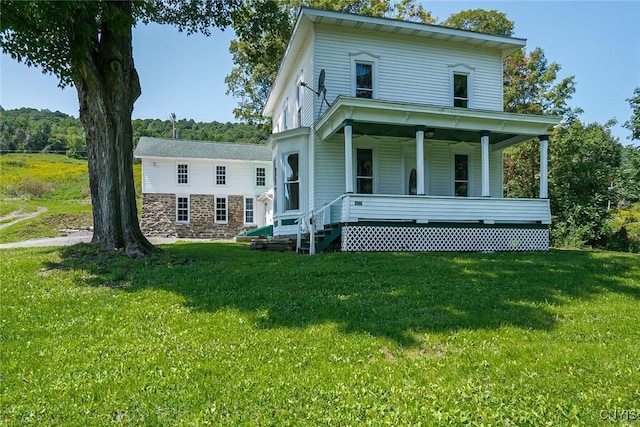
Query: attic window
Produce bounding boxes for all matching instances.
[453,73,468,108]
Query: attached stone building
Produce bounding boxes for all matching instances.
[134,137,273,239]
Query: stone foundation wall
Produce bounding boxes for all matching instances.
[140,193,256,239]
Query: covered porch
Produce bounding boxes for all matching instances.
[315,96,558,200]
[298,97,560,252]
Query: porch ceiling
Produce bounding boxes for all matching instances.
[345,122,526,146]
[315,97,561,149]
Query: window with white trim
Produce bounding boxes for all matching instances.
[296,76,304,127]
[177,163,188,185]
[282,98,288,130]
[245,197,254,224]
[215,197,227,224]
[454,154,469,196]
[284,152,299,211]
[256,167,266,187]
[453,73,468,108]
[355,62,373,99]
[273,159,278,214]
[216,165,226,186]
[449,64,474,109]
[351,52,379,99]
[356,148,374,194]
[176,196,189,223]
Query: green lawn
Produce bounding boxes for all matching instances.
[2,243,639,425]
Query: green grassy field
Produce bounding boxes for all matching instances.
[1,243,639,425]
[0,153,142,243]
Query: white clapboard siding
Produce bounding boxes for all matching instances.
[313,136,506,216]
[341,194,551,224]
[314,135,346,221]
[313,24,504,120]
[141,158,271,197]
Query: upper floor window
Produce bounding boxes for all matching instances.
[351,52,379,99]
[216,165,226,185]
[449,64,474,109]
[177,163,188,185]
[453,73,468,108]
[296,76,304,127]
[256,167,266,187]
[284,153,299,211]
[355,63,373,99]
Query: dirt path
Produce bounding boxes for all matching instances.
[0,208,223,249]
[0,207,48,231]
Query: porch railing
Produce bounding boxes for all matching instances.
[341,194,551,225]
[295,194,347,254]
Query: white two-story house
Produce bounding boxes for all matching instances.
[263,8,561,252]
[135,137,273,238]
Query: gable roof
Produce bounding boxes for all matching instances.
[134,137,271,162]
[263,8,527,116]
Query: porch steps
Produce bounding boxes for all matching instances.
[299,223,342,254]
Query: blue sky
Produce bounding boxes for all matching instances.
[1,1,639,144]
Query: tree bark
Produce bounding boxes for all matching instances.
[72,1,155,258]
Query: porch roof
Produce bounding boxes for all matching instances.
[315,97,561,149]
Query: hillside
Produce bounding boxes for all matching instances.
[0,107,269,156]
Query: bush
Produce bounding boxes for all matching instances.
[3,177,55,198]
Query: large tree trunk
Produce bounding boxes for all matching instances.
[72,1,155,258]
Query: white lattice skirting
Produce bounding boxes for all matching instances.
[341,225,549,252]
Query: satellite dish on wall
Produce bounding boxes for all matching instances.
[318,69,326,95]
[300,69,330,109]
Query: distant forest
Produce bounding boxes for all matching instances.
[0,107,269,157]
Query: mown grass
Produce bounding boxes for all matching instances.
[2,243,639,425]
[0,153,143,243]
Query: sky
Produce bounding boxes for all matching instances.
[1,1,639,144]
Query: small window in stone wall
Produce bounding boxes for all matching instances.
[176,196,189,223]
[245,197,254,224]
[215,197,228,224]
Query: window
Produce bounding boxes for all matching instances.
[355,62,373,99]
[356,148,373,194]
[216,165,226,185]
[256,167,266,187]
[245,197,254,224]
[215,197,227,223]
[296,78,303,127]
[284,153,299,210]
[176,196,189,223]
[273,159,278,213]
[177,163,188,184]
[453,73,468,108]
[282,99,288,131]
[454,154,469,196]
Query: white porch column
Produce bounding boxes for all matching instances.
[415,125,425,195]
[539,134,549,199]
[480,130,490,197]
[344,120,354,193]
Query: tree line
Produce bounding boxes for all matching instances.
[0,107,269,157]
